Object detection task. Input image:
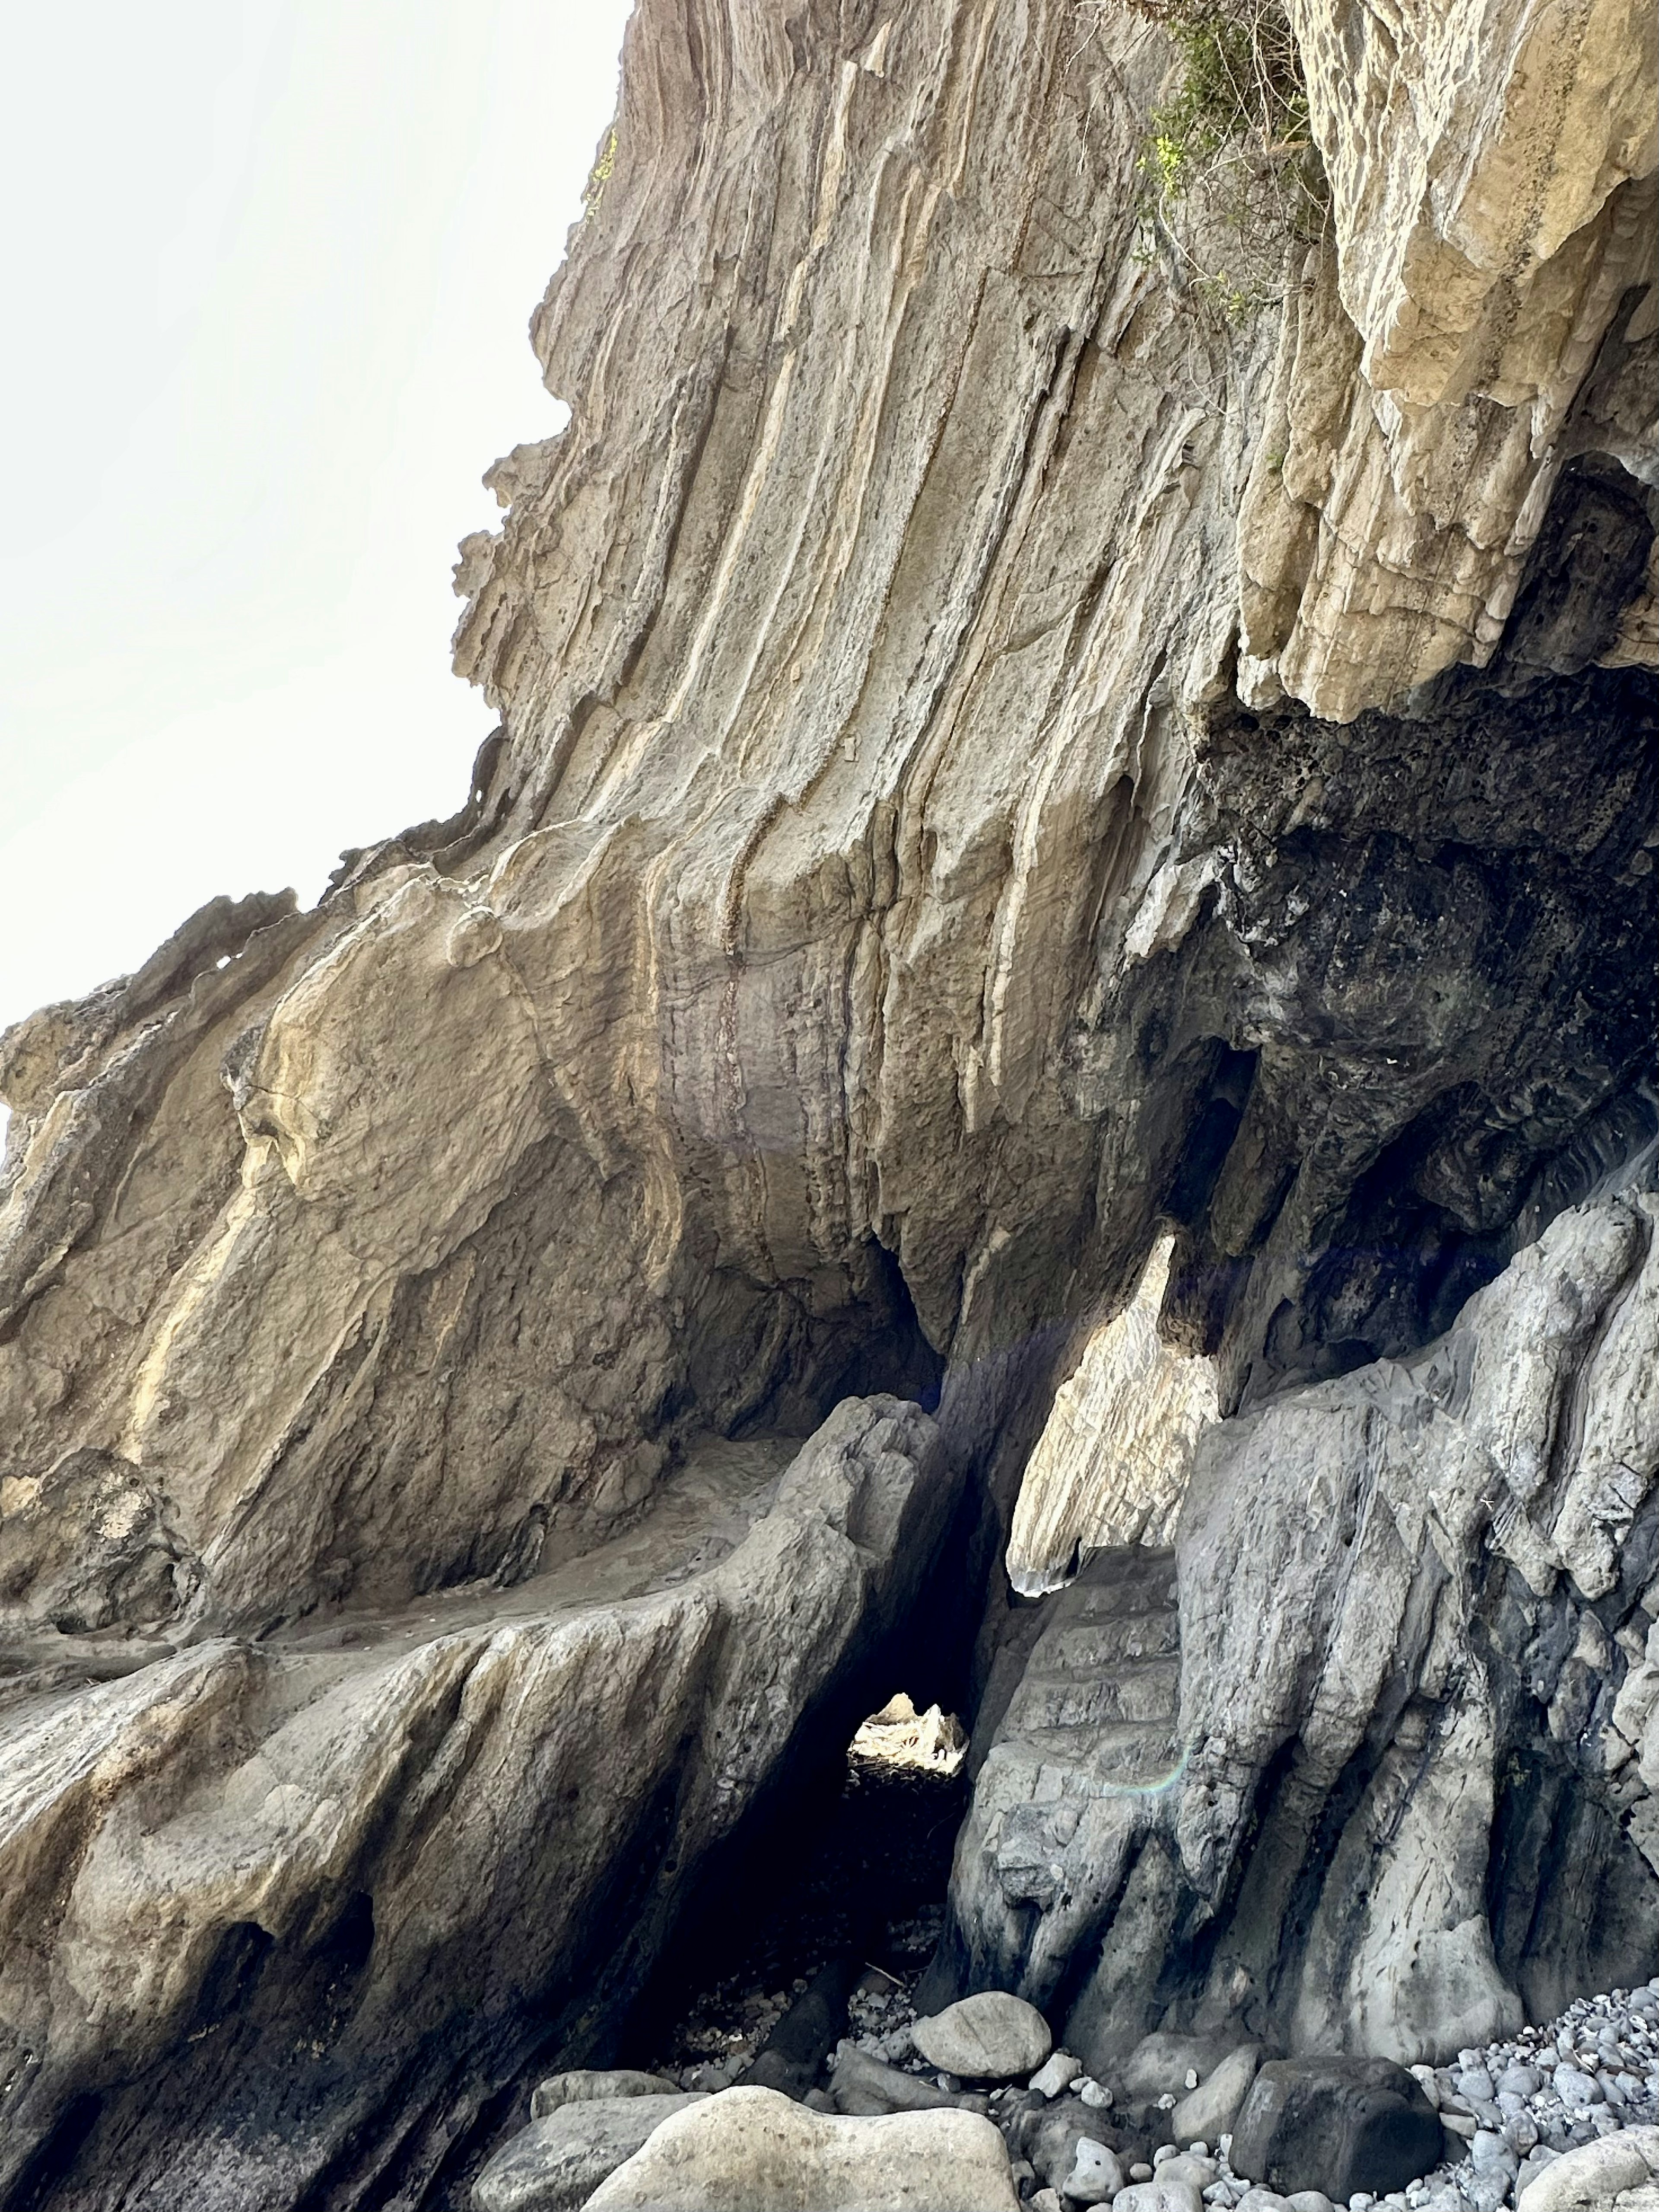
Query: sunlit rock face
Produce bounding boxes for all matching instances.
[0,0,1653,2199]
[1006,1235,1218,1595]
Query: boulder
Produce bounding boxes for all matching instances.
[829,2041,987,2116]
[529,2068,680,2117]
[1030,2051,1085,2099]
[1013,2090,1138,2192]
[1516,2128,1659,2212]
[472,2093,706,2212]
[913,1992,1052,2081]
[1059,2137,1124,2204]
[582,2084,1022,2209]
[1170,2045,1263,2144]
[1229,2057,1442,2200]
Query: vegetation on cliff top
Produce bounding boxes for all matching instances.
[1123,0,1328,316]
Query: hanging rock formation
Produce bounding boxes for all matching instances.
[0,0,1653,2202]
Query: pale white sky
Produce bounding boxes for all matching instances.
[0,0,632,1042]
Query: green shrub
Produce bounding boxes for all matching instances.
[1124,0,1328,315]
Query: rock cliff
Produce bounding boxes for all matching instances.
[0,0,1653,2202]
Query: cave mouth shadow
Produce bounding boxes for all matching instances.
[620,1698,971,2082]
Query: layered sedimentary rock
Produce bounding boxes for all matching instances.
[940,1180,1659,2066]
[0,0,1654,2196]
[1005,1235,1217,1594]
[0,1399,957,2208]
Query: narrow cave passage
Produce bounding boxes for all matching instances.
[622,1692,973,2094]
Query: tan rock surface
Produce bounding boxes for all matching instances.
[582,2084,1022,2211]
[1007,1233,1218,1594]
[0,0,1652,2200]
[0,1400,958,2208]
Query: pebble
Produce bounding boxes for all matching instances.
[1551,2063,1602,2107]
[1030,2050,1084,2099]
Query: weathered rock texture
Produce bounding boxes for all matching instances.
[939,1182,1659,2068]
[1006,1234,1217,1594]
[0,1402,958,2208]
[0,0,1654,2196]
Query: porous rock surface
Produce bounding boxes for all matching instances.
[0,0,1653,2200]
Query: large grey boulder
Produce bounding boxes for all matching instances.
[582,2085,1022,2210]
[473,2093,706,2212]
[1228,2056,1443,2202]
[1516,2128,1659,2212]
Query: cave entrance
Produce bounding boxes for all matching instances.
[623,1690,970,2094]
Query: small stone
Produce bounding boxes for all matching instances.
[1062,2137,1124,2203]
[1470,2128,1518,2179]
[1551,2064,1603,2108]
[1030,2052,1084,2099]
[1409,2069,1441,2112]
[1033,2193,1064,2212]
[913,1993,1052,2082]
[1132,2164,1155,2181]
[1162,2155,1221,2189]
[1078,2079,1112,2109]
[1115,2181,1206,2212]
[1188,2070,1202,2090]
[1284,2196,1334,2212]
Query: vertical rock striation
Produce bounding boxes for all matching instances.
[0,0,1653,2195]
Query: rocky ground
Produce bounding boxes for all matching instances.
[470,1700,1659,2209]
[515,1967,1659,2210]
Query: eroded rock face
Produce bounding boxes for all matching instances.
[2,0,1650,1655]
[0,0,1653,2195]
[937,1182,1659,2067]
[0,1399,958,2211]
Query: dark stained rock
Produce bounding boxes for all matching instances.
[1228,2055,1443,2200]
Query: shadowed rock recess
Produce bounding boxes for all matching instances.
[0,0,1653,2205]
